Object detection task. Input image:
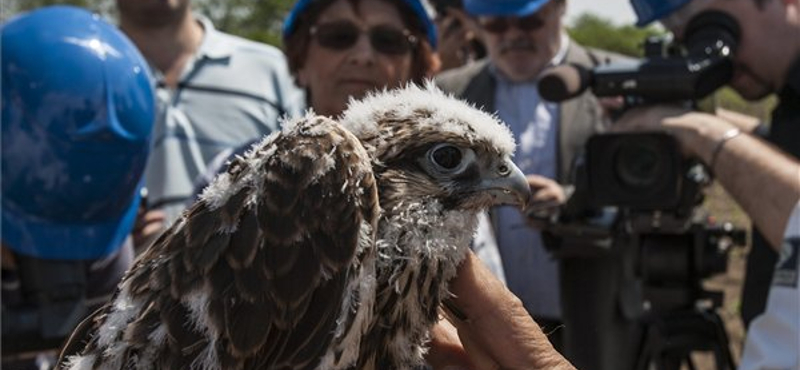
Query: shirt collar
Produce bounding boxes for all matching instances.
[490,32,570,84]
[195,14,234,60]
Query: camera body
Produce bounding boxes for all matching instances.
[581,11,739,209]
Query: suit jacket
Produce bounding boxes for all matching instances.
[436,41,628,183]
[435,41,632,323]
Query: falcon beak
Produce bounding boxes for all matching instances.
[480,157,531,208]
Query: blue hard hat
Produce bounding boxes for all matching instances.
[283,0,438,49]
[464,0,551,17]
[630,0,692,26]
[1,6,155,260]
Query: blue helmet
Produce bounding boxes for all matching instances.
[283,0,438,49]
[2,6,155,260]
[464,0,552,17]
[630,0,692,26]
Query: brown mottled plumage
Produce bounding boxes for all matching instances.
[58,83,530,370]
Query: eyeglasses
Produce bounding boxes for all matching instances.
[310,21,418,55]
[479,13,546,34]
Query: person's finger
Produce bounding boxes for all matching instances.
[132,209,167,252]
[427,318,479,370]
[611,105,691,132]
[526,177,565,204]
[141,222,165,238]
[531,187,562,202]
[526,175,561,192]
[525,174,552,186]
[715,107,760,132]
[142,209,166,224]
[442,309,500,370]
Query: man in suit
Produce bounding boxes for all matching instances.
[436,0,634,366]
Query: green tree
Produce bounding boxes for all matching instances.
[193,0,295,47]
[2,0,293,47]
[2,0,113,22]
[567,13,663,57]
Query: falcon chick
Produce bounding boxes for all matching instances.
[58,83,530,370]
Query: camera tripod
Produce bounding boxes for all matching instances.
[634,304,736,370]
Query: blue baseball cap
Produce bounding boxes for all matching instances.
[630,0,692,27]
[283,0,438,49]
[464,0,551,17]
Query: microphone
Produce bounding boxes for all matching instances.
[538,63,592,102]
[538,55,733,103]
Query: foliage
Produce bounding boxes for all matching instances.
[2,0,113,22]
[192,0,294,46]
[566,13,664,57]
[2,0,291,46]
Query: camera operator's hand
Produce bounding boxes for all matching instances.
[524,175,566,229]
[715,107,762,132]
[612,105,740,164]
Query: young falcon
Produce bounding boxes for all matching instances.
[58,83,530,370]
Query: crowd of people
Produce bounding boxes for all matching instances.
[1,0,797,369]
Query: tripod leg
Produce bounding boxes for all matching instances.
[686,355,698,370]
[705,311,737,370]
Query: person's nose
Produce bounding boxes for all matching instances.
[503,23,528,38]
[346,33,377,66]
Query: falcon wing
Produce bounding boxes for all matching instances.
[60,115,380,370]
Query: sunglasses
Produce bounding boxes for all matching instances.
[310,21,418,55]
[479,13,546,34]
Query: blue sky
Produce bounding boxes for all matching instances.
[565,0,638,26]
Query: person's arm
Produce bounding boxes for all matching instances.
[703,125,800,248]
[438,252,576,370]
[615,107,800,249]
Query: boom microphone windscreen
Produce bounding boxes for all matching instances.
[538,64,592,102]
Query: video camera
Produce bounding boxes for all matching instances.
[540,10,740,213]
[536,11,749,370]
[538,10,747,307]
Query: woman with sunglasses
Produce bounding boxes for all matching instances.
[191,0,440,215]
[283,0,440,118]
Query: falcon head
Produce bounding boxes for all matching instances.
[339,82,531,213]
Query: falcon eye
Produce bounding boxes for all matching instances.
[429,144,463,170]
